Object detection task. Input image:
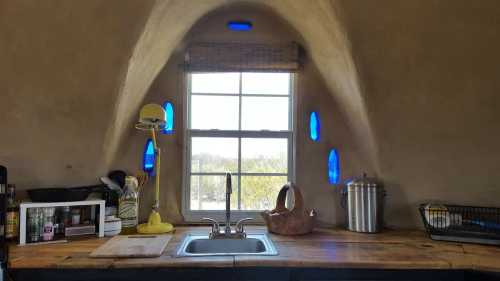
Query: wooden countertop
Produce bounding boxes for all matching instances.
[8,227,500,272]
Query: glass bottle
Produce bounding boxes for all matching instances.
[5,184,19,241]
[71,208,81,225]
[118,176,138,234]
[0,165,6,263]
[42,207,55,241]
[62,206,71,229]
[27,208,43,243]
[54,207,63,235]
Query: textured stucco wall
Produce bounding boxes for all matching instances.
[340,0,500,227]
[0,0,154,188]
[2,0,500,228]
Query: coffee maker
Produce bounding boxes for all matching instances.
[0,165,7,281]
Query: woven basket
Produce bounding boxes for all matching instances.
[261,183,316,235]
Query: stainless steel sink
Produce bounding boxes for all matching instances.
[176,233,278,256]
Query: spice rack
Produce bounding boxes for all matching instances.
[19,200,105,245]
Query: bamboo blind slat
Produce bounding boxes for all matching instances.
[185,42,301,72]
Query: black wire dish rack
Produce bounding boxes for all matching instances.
[419,204,500,246]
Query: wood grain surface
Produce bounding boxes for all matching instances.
[8,227,500,272]
[89,234,173,258]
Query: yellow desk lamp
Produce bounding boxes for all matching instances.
[135,104,174,234]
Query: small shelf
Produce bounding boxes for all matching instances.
[19,200,105,245]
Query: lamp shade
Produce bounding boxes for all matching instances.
[135,104,166,130]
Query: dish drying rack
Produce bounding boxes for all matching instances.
[419,204,500,245]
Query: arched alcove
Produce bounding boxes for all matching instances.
[104,0,379,179]
[113,2,369,225]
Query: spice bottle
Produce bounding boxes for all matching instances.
[71,208,81,225]
[6,184,19,241]
[118,176,139,234]
[27,208,43,243]
[42,207,55,241]
[62,206,71,227]
[0,166,7,246]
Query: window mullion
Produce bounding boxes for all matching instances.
[237,72,242,210]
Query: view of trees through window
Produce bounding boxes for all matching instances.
[187,72,293,212]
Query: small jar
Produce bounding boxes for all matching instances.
[42,207,55,241]
[62,206,71,227]
[71,208,81,225]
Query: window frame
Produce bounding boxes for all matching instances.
[182,72,296,223]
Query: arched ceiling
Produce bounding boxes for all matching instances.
[104,0,380,174]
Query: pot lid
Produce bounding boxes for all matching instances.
[345,173,381,187]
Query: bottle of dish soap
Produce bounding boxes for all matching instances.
[118,176,138,234]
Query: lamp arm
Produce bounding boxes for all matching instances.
[150,128,160,210]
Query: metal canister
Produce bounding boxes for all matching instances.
[341,173,385,233]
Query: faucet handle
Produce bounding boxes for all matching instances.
[201,217,220,234]
[235,218,254,234]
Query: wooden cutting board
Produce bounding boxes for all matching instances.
[90,234,173,258]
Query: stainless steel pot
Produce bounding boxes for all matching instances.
[341,173,385,233]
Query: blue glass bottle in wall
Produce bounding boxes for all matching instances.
[143,139,155,175]
[227,21,253,31]
[328,148,340,184]
[163,101,174,135]
[309,111,320,141]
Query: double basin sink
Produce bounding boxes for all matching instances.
[176,233,278,257]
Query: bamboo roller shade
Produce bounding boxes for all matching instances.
[185,42,302,73]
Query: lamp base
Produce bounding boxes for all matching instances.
[137,210,174,234]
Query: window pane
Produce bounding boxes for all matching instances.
[241,97,289,130]
[191,95,239,130]
[241,138,287,173]
[191,73,239,94]
[191,137,238,173]
[241,176,288,210]
[242,73,290,95]
[190,175,238,210]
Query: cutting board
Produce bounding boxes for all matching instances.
[90,234,173,258]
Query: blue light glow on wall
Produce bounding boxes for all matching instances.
[163,101,174,135]
[309,111,320,141]
[143,139,155,175]
[227,21,253,31]
[328,149,340,184]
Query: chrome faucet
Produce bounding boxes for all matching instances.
[225,173,232,236]
[201,172,253,239]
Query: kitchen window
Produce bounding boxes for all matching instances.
[183,72,294,222]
